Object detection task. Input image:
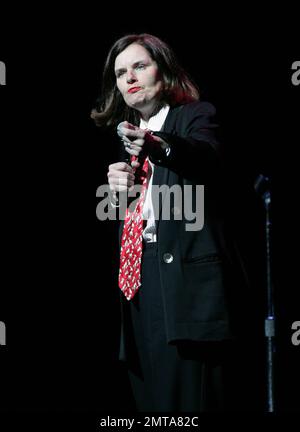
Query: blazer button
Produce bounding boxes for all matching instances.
[163,253,173,264]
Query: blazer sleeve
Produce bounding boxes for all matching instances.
[149,101,223,182]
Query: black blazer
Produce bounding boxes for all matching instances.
[119,101,251,359]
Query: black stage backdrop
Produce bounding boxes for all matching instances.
[0,7,299,427]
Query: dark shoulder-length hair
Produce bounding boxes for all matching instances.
[91,33,199,127]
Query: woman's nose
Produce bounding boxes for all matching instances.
[126,70,137,83]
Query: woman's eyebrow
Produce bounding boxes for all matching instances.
[115,67,126,75]
[115,59,149,75]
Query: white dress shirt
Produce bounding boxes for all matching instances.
[139,105,170,243]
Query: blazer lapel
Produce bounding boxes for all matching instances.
[151,105,182,231]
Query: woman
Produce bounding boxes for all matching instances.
[92,34,262,412]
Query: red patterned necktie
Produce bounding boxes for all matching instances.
[118,156,149,300]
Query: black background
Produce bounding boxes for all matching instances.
[0,5,299,428]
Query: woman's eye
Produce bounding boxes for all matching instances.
[135,64,145,70]
[116,70,125,78]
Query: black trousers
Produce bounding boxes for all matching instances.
[122,241,242,412]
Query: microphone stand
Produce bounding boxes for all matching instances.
[254,174,275,412]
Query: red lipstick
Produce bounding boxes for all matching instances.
[128,87,142,94]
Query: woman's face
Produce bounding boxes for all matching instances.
[114,43,163,118]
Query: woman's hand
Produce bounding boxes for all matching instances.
[117,121,164,158]
[107,162,136,194]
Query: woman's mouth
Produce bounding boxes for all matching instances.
[128,87,142,94]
